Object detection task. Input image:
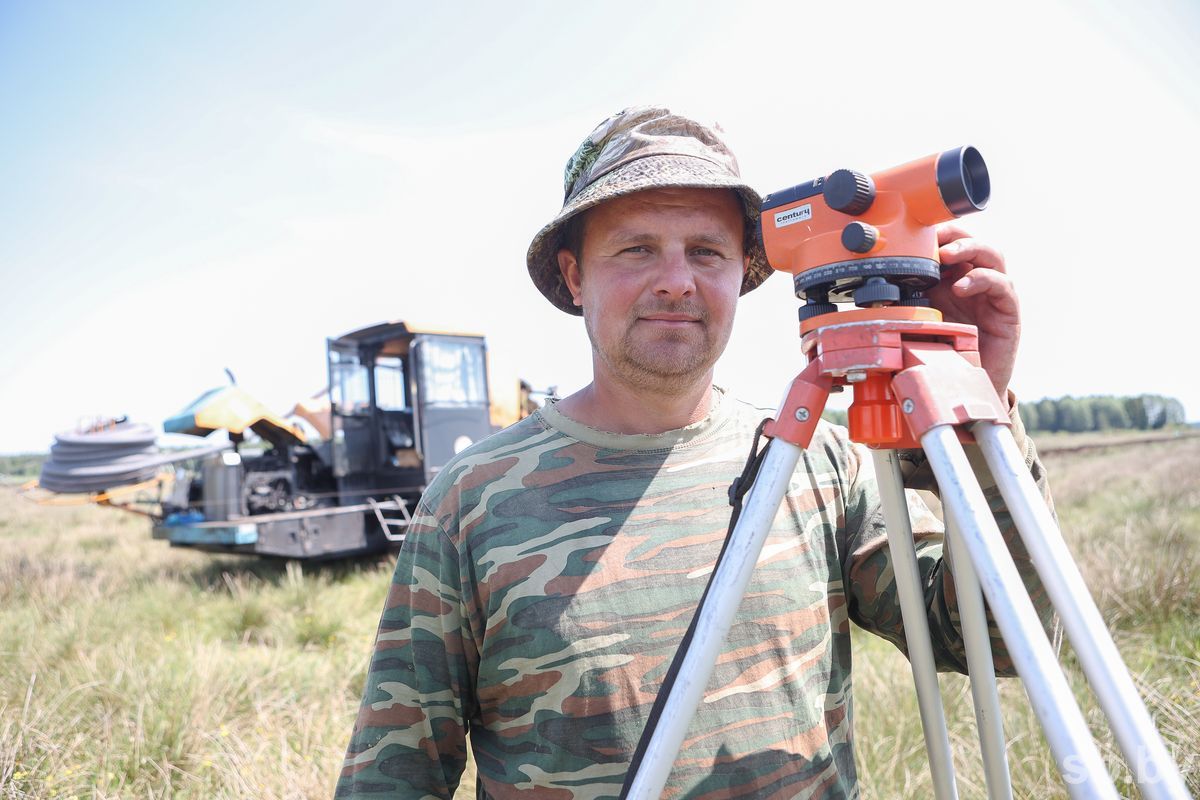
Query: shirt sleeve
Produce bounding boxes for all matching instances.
[336,501,478,799]
[838,394,1061,676]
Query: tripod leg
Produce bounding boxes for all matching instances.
[972,422,1193,800]
[920,424,1119,800]
[872,450,959,800]
[943,514,1014,800]
[622,440,803,800]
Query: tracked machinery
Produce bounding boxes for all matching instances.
[26,321,554,560]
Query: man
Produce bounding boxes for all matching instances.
[336,107,1054,799]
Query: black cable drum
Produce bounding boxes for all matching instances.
[38,421,229,494]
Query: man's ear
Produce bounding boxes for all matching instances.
[558,249,584,308]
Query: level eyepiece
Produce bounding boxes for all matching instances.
[936,146,989,216]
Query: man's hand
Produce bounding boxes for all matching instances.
[926,224,1020,409]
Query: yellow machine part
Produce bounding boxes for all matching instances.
[170,386,307,446]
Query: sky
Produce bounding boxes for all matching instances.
[2,0,1199,453]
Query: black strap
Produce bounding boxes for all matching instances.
[727,418,771,529]
[618,418,773,797]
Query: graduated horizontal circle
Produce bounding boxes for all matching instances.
[793,257,940,303]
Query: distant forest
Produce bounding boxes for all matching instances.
[821,394,1188,433]
[0,453,47,480]
[1017,394,1187,433]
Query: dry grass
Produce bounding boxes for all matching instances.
[853,435,1200,798]
[0,491,389,799]
[0,435,1196,798]
[1032,428,1199,453]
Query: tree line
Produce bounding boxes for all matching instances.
[1019,394,1187,433]
[820,394,1188,433]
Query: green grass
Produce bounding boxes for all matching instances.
[0,436,1197,798]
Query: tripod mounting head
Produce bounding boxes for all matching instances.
[760,146,990,327]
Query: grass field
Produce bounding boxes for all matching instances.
[1,433,1197,798]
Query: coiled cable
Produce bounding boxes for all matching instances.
[38,420,230,494]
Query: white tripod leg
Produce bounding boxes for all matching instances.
[943,513,1014,800]
[623,440,803,800]
[920,424,1118,799]
[872,450,959,800]
[972,422,1192,800]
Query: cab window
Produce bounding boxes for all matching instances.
[374,356,408,411]
[419,339,487,406]
[330,349,370,415]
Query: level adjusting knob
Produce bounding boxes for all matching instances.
[841,221,878,253]
[798,300,838,322]
[823,169,876,215]
[900,290,932,307]
[853,277,900,306]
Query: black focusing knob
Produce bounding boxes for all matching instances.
[823,169,875,215]
[841,221,878,253]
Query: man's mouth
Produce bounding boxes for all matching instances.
[639,313,702,325]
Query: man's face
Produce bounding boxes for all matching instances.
[556,187,747,392]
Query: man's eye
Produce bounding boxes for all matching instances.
[692,248,722,258]
[621,245,650,254]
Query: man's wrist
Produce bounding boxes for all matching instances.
[995,384,1012,413]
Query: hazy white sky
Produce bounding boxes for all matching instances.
[2,0,1198,453]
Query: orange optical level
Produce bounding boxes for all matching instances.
[760,146,990,325]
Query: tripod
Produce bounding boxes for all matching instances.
[621,306,1192,799]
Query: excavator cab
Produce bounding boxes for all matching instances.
[326,321,493,502]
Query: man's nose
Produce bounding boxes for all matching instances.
[653,247,697,299]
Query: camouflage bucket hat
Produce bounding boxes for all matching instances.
[526,106,773,315]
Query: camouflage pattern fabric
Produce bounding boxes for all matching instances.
[337,387,1056,799]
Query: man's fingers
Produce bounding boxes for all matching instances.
[939,237,1007,273]
[937,224,972,246]
[952,268,1019,315]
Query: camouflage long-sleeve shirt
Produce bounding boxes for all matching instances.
[337,387,1055,799]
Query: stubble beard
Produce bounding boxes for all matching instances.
[585,302,730,395]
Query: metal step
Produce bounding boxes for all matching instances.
[367,495,412,542]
